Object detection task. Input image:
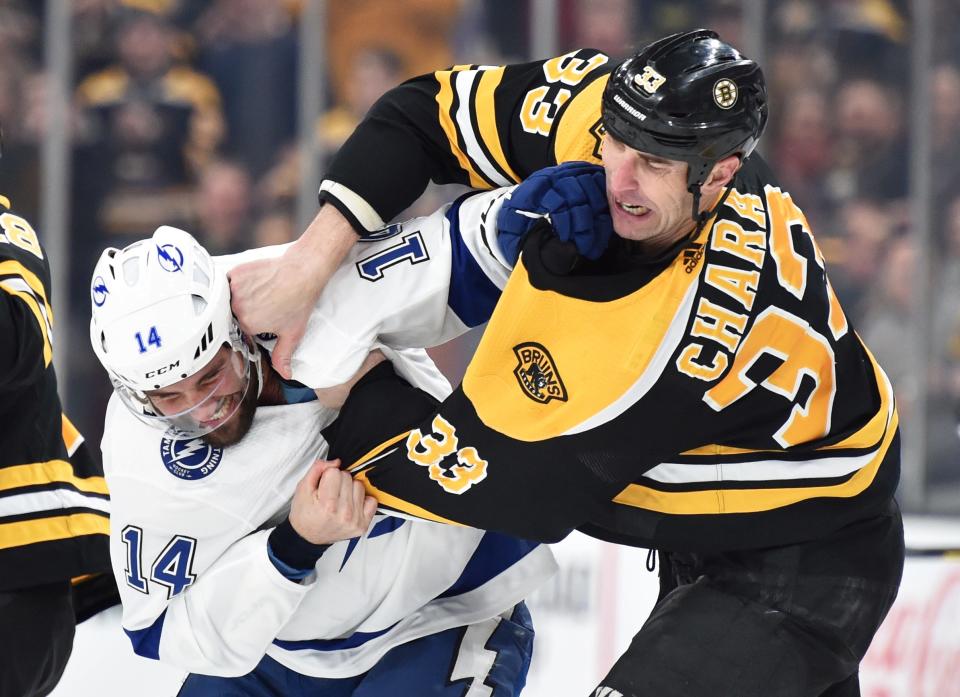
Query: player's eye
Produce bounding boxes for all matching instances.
[200,366,224,387]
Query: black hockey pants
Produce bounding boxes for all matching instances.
[594,500,904,697]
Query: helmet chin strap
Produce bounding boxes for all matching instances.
[689,182,734,239]
[252,344,265,398]
[231,320,265,399]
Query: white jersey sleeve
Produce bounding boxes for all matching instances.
[219,187,516,388]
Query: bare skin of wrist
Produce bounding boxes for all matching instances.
[289,460,377,545]
[229,204,360,379]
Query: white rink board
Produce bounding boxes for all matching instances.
[53,517,960,696]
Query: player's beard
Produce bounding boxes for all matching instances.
[201,368,259,448]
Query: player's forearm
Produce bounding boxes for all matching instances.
[289,203,360,299]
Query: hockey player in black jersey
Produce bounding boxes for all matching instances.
[230,31,904,696]
[0,124,115,697]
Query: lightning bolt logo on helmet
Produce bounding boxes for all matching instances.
[157,243,184,273]
[92,275,109,307]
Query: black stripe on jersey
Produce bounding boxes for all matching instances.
[671,442,884,465]
[448,69,498,189]
[0,506,110,526]
[465,69,514,186]
[0,480,111,502]
[633,469,860,493]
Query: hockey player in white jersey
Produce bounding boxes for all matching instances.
[88,225,556,696]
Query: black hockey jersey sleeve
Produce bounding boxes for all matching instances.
[322,50,613,234]
[333,362,620,544]
[0,290,47,390]
[0,196,112,591]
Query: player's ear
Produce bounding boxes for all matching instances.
[701,155,741,196]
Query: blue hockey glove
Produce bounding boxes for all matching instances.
[497,161,613,265]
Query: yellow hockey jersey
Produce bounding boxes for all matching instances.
[316,51,898,552]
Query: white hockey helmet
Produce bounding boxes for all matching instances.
[89,226,256,438]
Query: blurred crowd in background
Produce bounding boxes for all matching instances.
[1,0,959,511]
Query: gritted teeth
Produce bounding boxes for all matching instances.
[617,200,650,216]
[210,396,231,421]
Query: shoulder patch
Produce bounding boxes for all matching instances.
[513,341,568,403]
[160,430,223,480]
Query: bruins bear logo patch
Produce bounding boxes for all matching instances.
[513,342,568,404]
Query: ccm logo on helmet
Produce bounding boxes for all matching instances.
[146,361,181,379]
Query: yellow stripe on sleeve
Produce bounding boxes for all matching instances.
[62,414,84,456]
[0,460,109,496]
[0,260,54,326]
[435,66,487,188]
[0,283,53,366]
[347,432,464,526]
[475,68,520,184]
[354,470,463,526]
[0,513,110,550]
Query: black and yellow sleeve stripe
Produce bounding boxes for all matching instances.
[0,260,55,367]
[434,65,521,189]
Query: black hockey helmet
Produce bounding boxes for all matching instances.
[602,29,768,198]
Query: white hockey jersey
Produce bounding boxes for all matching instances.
[236,188,516,389]
[101,252,555,678]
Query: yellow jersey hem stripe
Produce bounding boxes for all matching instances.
[0,460,110,495]
[0,513,110,550]
[613,409,897,515]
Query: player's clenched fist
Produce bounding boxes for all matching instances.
[288,459,377,545]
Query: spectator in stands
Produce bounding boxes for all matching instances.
[931,63,960,232]
[828,198,895,327]
[326,0,459,107]
[561,0,636,59]
[252,208,296,248]
[192,159,254,255]
[770,87,833,228]
[317,47,404,160]
[826,77,908,206]
[860,235,917,414]
[195,0,298,177]
[74,7,224,239]
[927,193,960,485]
[826,0,908,82]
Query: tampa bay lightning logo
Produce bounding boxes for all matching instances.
[160,430,223,480]
[156,244,184,273]
[92,275,109,307]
